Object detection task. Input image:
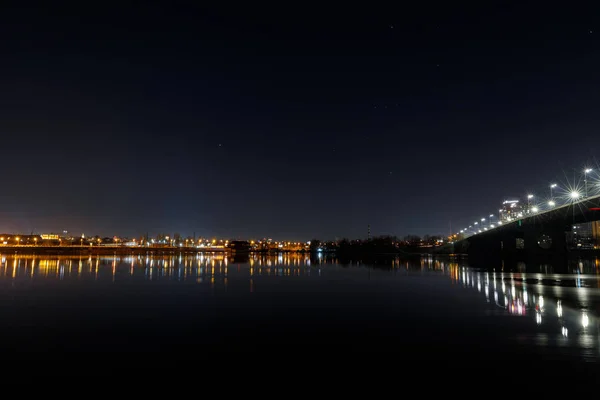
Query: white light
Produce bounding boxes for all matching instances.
[584,168,592,174]
[570,191,580,199]
[527,194,534,199]
[550,184,557,188]
[481,218,485,221]
[531,207,539,213]
[582,312,589,328]
[474,222,478,225]
[490,224,495,228]
[548,200,555,207]
[489,214,494,217]
[497,221,503,225]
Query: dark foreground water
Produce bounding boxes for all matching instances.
[1,252,600,379]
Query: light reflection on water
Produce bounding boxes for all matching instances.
[1,252,600,358]
[448,262,600,359]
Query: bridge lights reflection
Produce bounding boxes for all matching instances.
[582,312,589,328]
[557,300,563,318]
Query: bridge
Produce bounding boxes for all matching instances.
[452,194,600,262]
[450,167,600,262]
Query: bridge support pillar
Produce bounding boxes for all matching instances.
[522,222,568,259]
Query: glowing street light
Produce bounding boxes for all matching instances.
[531,206,539,213]
[527,194,534,212]
[570,191,580,200]
[550,183,557,200]
[548,200,556,207]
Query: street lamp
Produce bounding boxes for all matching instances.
[550,183,557,200]
[584,168,592,198]
[570,191,580,200]
[527,194,534,212]
[548,200,556,207]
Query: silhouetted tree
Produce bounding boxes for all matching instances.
[309,239,321,252]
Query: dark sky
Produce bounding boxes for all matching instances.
[1,3,599,239]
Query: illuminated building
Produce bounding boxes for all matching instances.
[499,199,524,222]
[569,221,600,249]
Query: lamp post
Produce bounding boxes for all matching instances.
[550,183,557,200]
[584,168,592,198]
[527,194,534,213]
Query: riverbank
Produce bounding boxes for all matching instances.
[0,245,226,256]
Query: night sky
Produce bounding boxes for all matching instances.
[1,3,599,240]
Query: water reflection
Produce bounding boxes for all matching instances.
[448,262,600,358]
[0,253,324,285]
[2,252,600,358]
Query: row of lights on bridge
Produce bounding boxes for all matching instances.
[455,168,595,237]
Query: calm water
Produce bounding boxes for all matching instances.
[2,252,600,376]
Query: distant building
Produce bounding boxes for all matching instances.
[499,200,524,222]
[229,240,250,253]
[569,221,600,249]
